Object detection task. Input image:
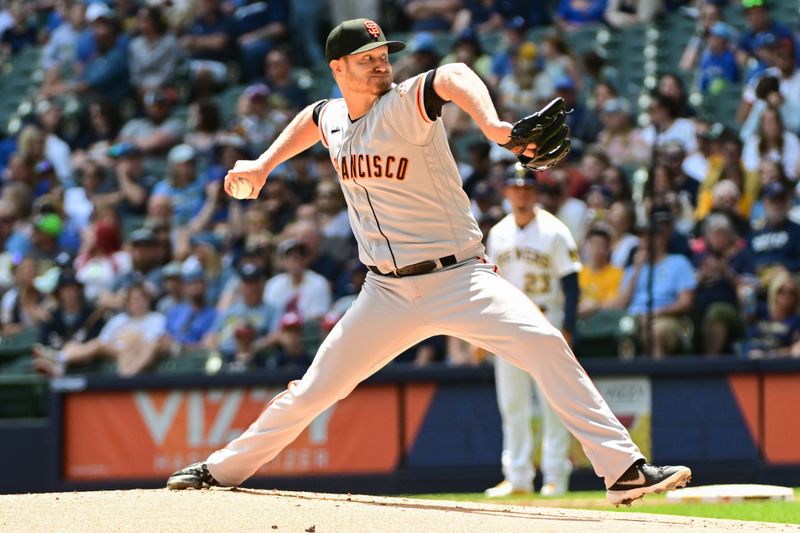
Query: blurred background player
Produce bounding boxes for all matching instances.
[485,164,582,497]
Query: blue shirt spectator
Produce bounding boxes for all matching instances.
[623,254,697,316]
[164,273,217,347]
[556,0,607,27]
[699,22,739,94]
[152,145,207,226]
[185,3,237,63]
[233,0,288,80]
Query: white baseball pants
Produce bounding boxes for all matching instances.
[206,259,644,487]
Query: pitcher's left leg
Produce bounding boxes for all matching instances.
[539,389,572,495]
[421,262,643,486]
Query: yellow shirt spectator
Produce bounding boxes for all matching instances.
[579,264,624,308]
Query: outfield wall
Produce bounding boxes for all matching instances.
[2,358,800,493]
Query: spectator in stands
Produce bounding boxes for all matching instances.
[235,83,289,155]
[232,0,288,81]
[679,0,722,72]
[743,268,800,359]
[741,76,800,140]
[74,217,127,302]
[748,181,800,277]
[556,76,600,157]
[105,227,163,303]
[264,238,331,321]
[180,0,237,89]
[162,267,217,354]
[574,147,610,199]
[156,261,183,314]
[204,263,278,371]
[12,212,67,264]
[643,94,697,154]
[540,34,580,91]
[107,141,156,217]
[315,179,351,241]
[605,0,662,28]
[118,87,182,169]
[600,165,633,204]
[35,100,73,186]
[62,160,113,229]
[742,105,800,180]
[35,269,106,355]
[36,282,167,377]
[394,32,442,82]
[488,16,528,88]
[596,97,650,167]
[273,149,317,205]
[260,48,309,112]
[184,98,224,167]
[614,224,697,358]
[0,256,48,335]
[442,27,492,80]
[271,311,313,370]
[693,213,751,355]
[152,144,207,226]
[735,0,793,69]
[538,169,589,244]
[41,0,85,72]
[181,232,224,302]
[40,15,130,103]
[128,5,180,96]
[288,0,325,67]
[554,0,607,31]
[739,37,800,124]
[683,118,721,183]
[657,73,697,118]
[403,0,462,32]
[0,200,17,290]
[291,219,343,286]
[696,129,759,221]
[698,22,739,94]
[695,179,752,239]
[497,41,550,119]
[0,0,36,56]
[660,142,700,207]
[749,160,790,228]
[579,225,624,317]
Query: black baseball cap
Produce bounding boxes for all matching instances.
[504,163,537,187]
[326,18,405,62]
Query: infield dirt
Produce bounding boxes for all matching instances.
[1,489,796,532]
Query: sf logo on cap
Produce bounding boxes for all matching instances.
[364,20,381,39]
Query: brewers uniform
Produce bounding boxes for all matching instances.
[168,19,691,503]
[486,203,580,495]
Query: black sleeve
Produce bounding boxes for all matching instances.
[311,100,329,126]
[560,272,579,335]
[422,68,449,121]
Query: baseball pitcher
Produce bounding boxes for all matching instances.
[166,19,691,506]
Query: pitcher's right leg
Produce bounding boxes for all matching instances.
[168,275,433,489]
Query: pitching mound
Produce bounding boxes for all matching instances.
[0,489,795,532]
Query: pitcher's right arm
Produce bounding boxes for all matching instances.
[224,102,322,199]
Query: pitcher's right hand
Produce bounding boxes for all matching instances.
[224,159,267,200]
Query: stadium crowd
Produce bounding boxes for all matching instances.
[0,0,799,377]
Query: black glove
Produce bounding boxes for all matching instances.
[500,97,571,171]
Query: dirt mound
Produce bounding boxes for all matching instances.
[0,489,794,532]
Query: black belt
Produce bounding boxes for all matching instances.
[368,254,457,277]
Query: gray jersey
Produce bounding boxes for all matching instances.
[316,71,484,272]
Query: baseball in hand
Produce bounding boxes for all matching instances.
[229,176,254,199]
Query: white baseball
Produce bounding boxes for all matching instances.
[229,176,254,200]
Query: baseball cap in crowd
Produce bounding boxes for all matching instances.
[239,263,266,282]
[108,142,140,158]
[504,163,537,187]
[128,227,157,245]
[554,76,576,92]
[650,204,674,224]
[517,41,537,61]
[55,269,82,291]
[709,21,736,41]
[410,32,437,54]
[742,0,766,9]
[162,261,182,279]
[279,311,303,330]
[190,231,223,250]
[278,238,307,257]
[244,83,270,101]
[763,181,789,200]
[181,265,206,283]
[325,18,406,62]
[505,16,527,32]
[602,97,631,115]
[143,87,175,107]
[86,2,112,23]
[167,144,196,165]
[34,213,62,238]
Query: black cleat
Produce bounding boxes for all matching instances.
[166,462,221,490]
[606,459,691,506]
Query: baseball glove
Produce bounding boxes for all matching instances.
[500,97,571,171]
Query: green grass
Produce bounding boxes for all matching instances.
[406,489,800,524]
